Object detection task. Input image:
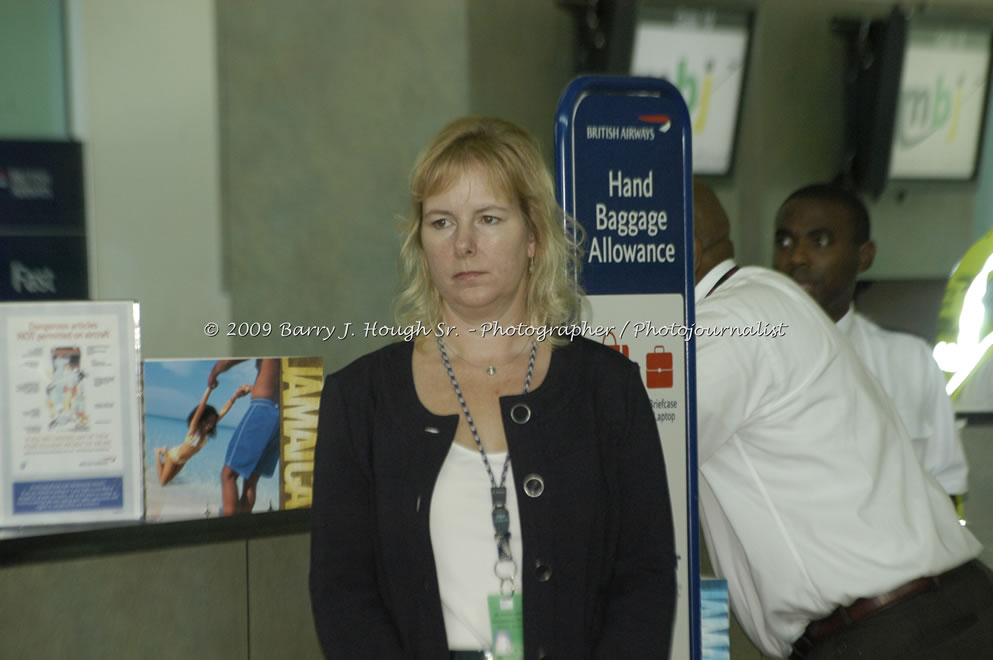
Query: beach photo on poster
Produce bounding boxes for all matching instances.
[143,359,279,521]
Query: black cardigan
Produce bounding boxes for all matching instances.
[309,337,677,659]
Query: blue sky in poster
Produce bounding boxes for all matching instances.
[143,359,259,427]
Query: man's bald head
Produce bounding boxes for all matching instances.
[693,179,734,284]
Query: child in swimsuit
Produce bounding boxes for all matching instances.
[154,382,252,486]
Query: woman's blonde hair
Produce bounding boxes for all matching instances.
[395,116,584,345]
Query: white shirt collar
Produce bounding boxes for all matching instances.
[836,304,857,334]
[694,259,738,303]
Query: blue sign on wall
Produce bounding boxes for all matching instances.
[0,140,87,301]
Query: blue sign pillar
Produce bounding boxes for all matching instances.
[555,75,700,659]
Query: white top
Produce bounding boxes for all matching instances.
[694,260,982,658]
[838,307,968,494]
[430,442,523,651]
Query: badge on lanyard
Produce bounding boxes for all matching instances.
[437,337,535,660]
[487,592,523,660]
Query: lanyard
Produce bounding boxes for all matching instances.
[437,336,537,595]
[706,265,739,297]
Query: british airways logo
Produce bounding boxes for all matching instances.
[586,114,673,141]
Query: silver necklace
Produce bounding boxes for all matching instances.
[445,338,532,376]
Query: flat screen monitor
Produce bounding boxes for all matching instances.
[629,6,751,175]
[889,23,993,181]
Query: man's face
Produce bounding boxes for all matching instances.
[773,197,871,322]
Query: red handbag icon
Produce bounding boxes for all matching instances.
[602,331,629,357]
[646,346,673,388]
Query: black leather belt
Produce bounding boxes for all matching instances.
[790,573,943,658]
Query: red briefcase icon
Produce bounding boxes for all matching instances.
[646,345,673,388]
[602,331,629,357]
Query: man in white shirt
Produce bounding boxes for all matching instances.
[772,183,968,500]
[692,181,992,659]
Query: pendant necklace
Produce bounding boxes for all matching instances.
[437,335,537,593]
[445,337,532,376]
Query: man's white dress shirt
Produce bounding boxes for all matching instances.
[694,259,981,658]
[838,307,968,494]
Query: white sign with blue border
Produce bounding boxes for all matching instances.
[555,75,700,660]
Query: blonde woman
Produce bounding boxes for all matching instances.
[310,117,676,659]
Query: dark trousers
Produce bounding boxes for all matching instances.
[791,559,993,660]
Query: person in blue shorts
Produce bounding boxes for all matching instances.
[208,358,281,515]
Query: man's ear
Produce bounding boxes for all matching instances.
[857,240,876,274]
